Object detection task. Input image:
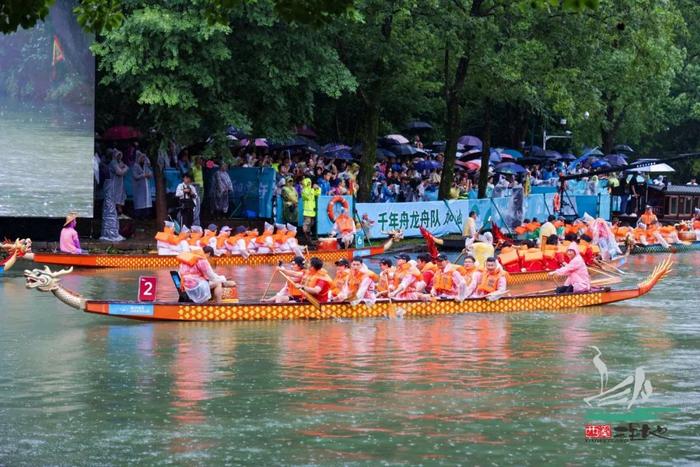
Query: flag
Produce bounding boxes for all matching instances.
[52,35,65,66]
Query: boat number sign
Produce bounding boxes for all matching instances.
[138,276,157,302]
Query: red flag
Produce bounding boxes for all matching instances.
[52,35,65,66]
[419,226,439,260]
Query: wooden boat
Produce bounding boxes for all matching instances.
[25,241,393,270]
[23,256,673,322]
[629,241,700,255]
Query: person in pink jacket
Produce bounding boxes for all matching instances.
[549,243,590,293]
[59,212,83,254]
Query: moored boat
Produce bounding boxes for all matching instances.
[24,256,672,322]
[628,240,700,255]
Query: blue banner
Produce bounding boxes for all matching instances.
[204,167,276,218]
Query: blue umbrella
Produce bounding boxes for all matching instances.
[329,150,354,160]
[582,147,604,157]
[544,150,562,159]
[591,160,611,169]
[457,135,483,148]
[501,148,523,159]
[414,160,442,171]
[528,145,545,158]
[559,153,577,161]
[605,154,628,166]
[614,144,634,153]
[322,143,351,154]
[388,144,421,157]
[489,148,502,164]
[494,162,526,175]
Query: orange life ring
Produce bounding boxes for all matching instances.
[553,193,561,212]
[327,196,349,222]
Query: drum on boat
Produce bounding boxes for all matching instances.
[318,238,338,251]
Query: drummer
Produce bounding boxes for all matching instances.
[330,208,356,249]
[263,256,306,303]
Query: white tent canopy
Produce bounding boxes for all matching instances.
[627,163,675,173]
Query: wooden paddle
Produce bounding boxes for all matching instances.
[530,276,621,295]
[260,261,282,301]
[278,270,321,310]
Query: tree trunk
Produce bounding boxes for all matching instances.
[356,101,379,202]
[439,92,461,200]
[477,101,492,198]
[148,141,167,227]
[601,102,616,154]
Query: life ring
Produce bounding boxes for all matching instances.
[327,196,349,222]
[553,193,561,212]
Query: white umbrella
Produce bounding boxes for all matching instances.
[384,134,409,144]
[628,163,675,173]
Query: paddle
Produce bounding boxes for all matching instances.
[530,276,622,295]
[260,261,282,301]
[485,289,510,301]
[278,270,321,310]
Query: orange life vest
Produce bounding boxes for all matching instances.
[694,220,700,230]
[377,268,394,292]
[216,233,230,249]
[347,269,378,298]
[433,266,457,293]
[155,226,174,243]
[336,214,355,234]
[392,263,422,289]
[176,251,206,266]
[477,270,504,294]
[640,212,657,227]
[226,233,245,247]
[460,266,478,287]
[187,232,203,246]
[199,232,215,248]
[331,269,350,295]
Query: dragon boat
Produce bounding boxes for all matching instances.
[628,240,700,255]
[24,256,672,322]
[23,240,394,270]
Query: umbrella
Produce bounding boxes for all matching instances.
[457,148,482,158]
[559,153,577,161]
[382,134,409,145]
[627,163,675,173]
[614,144,635,153]
[499,153,514,161]
[388,144,421,157]
[352,144,395,160]
[414,160,442,171]
[494,162,526,175]
[544,150,562,159]
[582,147,604,157]
[240,138,269,147]
[102,125,142,140]
[295,125,317,138]
[269,136,320,152]
[456,160,481,171]
[605,154,628,166]
[329,150,354,161]
[405,121,433,133]
[226,125,247,138]
[489,148,502,164]
[591,160,611,169]
[322,143,351,155]
[500,148,523,159]
[527,145,545,158]
[457,135,483,148]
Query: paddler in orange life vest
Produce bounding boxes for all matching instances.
[329,258,351,301]
[473,257,507,298]
[376,258,395,296]
[263,256,306,303]
[338,258,378,305]
[177,246,237,303]
[416,253,437,293]
[212,225,232,256]
[639,205,658,229]
[461,255,482,298]
[296,257,333,303]
[430,254,467,301]
[389,253,425,300]
[330,208,357,249]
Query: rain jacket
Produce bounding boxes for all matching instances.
[301,178,321,217]
[554,243,591,293]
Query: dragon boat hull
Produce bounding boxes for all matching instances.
[24,257,673,322]
[629,241,700,255]
[29,245,388,269]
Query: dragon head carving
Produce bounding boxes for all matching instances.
[2,238,32,254]
[24,266,73,292]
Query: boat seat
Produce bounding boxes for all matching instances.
[170,271,192,303]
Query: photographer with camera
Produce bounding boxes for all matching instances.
[176,173,198,228]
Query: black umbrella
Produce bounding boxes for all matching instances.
[405,121,433,133]
[351,144,395,161]
[270,136,320,153]
[388,144,424,157]
[614,144,635,153]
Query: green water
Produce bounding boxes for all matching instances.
[1,254,699,464]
